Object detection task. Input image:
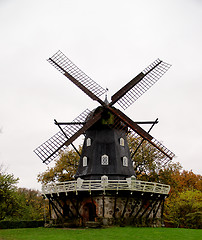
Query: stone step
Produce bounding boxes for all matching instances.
[85,221,102,228]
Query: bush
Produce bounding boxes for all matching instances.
[185,212,202,229]
[164,190,202,229]
[0,220,44,229]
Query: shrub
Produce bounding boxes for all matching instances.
[0,220,44,229]
[184,212,202,229]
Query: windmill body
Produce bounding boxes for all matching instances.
[76,106,135,180]
[34,51,174,227]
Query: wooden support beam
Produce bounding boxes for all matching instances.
[113,193,117,219]
[102,194,105,218]
[51,204,60,219]
[139,199,155,219]
[133,199,146,219]
[153,199,162,219]
[161,198,165,222]
[54,197,65,216]
[129,199,140,218]
[146,199,159,219]
[49,199,52,220]
[121,196,129,218]
[69,197,82,218]
[49,199,63,218]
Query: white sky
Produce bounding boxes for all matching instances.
[0,0,202,190]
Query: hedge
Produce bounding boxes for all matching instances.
[0,220,45,229]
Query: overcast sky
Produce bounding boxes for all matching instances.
[0,0,202,190]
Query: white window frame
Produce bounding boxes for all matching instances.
[123,156,128,167]
[120,137,125,146]
[101,154,109,165]
[83,156,88,167]
[86,138,91,147]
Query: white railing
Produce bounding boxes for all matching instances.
[42,178,170,196]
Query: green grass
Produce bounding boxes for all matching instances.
[0,227,201,240]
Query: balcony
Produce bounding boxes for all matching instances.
[42,177,170,196]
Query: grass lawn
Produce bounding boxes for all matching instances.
[0,227,201,240]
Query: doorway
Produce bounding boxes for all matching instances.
[83,202,96,221]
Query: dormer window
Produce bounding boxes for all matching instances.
[83,156,88,167]
[86,138,91,147]
[120,137,125,146]
[101,154,109,165]
[123,156,128,167]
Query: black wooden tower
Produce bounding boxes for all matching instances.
[34,51,174,227]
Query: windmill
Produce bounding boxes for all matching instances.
[34,51,174,227]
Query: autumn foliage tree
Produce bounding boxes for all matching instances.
[164,170,202,228]
[127,134,182,183]
[37,147,81,184]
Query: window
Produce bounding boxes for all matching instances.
[83,156,87,167]
[86,138,91,147]
[123,156,128,167]
[120,137,124,146]
[101,154,109,165]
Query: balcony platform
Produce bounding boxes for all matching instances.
[42,178,170,197]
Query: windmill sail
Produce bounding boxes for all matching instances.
[48,50,106,104]
[111,59,171,110]
[108,108,174,162]
[128,129,174,164]
[34,109,91,164]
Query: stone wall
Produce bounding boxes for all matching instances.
[49,192,164,227]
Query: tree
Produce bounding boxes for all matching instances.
[16,188,48,220]
[0,167,20,220]
[0,165,48,221]
[170,169,202,193]
[127,134,183,183]
[163,169,202,228]
[164,190,202,228]
[37,147,81,184]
